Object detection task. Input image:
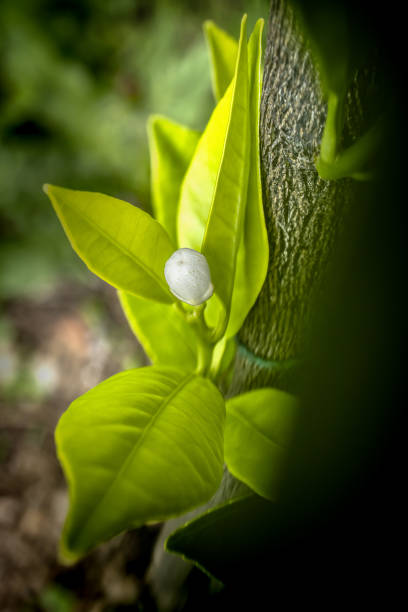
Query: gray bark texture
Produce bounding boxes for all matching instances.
[231,0,369,394]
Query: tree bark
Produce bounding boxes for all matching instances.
[231,0,365,395]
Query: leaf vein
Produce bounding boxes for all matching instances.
[75,372,196,540]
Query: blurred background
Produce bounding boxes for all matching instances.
[0,0,268,610]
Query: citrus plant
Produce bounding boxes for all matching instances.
[44,15,299,572]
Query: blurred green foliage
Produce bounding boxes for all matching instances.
[0,0,268,298]
[39,583,77,612]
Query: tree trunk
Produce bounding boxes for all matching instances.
[231,0,367,395]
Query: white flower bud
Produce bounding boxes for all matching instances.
[164,248,214,306]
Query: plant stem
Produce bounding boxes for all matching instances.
[319,90,345,164]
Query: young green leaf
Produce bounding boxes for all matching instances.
[44,185,175,303]
[118,290,201,371]
[226,18,268,338]
[209,335,236,384]
[177,15,249,340]
[315,116,384,181]
[166,493,275,582]
[148,115,201,244]
[201,15,249,340]
[224,388,299,501]
[176,84,234,254]
[56,366,225,562]
[204,20,238,102]
[177,15,249,251]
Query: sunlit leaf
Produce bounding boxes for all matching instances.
[204,20,238,102]
[177,16,249,340]
[225,388,299,500]
[226,18,268,338]
[44,185,174,303]
[148,115,200,243]
[118,290,200,370]
[201,15,249,339]
[209,335,236,384]
[56,366,225,562]
[177,87,233,253]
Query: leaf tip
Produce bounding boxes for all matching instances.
[203,19,213,32]
[147,113,162,131]
[57,540,82,567]
[43,183,61,199]
[255,17,265,36]
[238,13,248,43]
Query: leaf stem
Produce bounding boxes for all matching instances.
[316,115,384,181]
[319,90,345,164]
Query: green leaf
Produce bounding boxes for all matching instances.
[56,366,225,562]
[209,335,236,384]
[201,17,249,340]
[44,185,175,303]
[201,16,249,339]
[147,115,201,244]
[177,15,249,250]
[224,388,298,500]
[166,493,275,582]
[226,18,268,338]
[204,21,238,102]
[118,290,200,370]
[316,115,384,181]
[178,16,249,339]
[176,85,234,254]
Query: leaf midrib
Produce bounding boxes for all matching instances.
[201,17,248,338]
[227,407,286,452]
[59,200,167,292]
[75,371,196,543]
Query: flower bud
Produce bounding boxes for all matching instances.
[164,248,213,306]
